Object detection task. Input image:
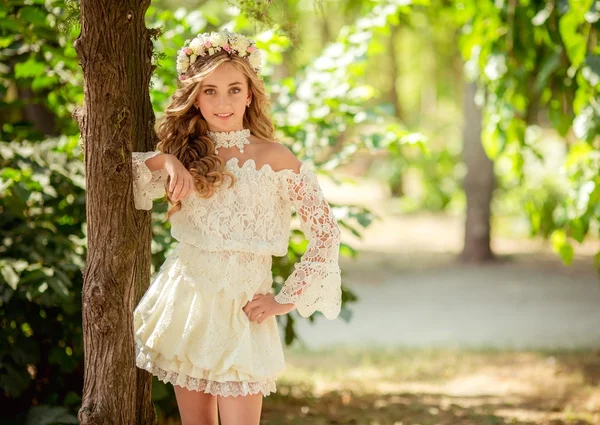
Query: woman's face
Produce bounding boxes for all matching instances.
[195,62,252,132]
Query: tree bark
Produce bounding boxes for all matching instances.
[73,1,158,423]
[460,81,495,262]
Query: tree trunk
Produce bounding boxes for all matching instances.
[73,1,158,423]
[387,25,403,121]
[460,81,495,262]
[387,25,405,198]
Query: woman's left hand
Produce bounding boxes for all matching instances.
[242,293,295,324]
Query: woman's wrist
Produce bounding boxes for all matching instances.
[279,302,296,315]
[145,153,170,171]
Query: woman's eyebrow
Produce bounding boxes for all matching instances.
[202,82,243,88]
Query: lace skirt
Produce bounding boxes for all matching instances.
[133,242,286,397]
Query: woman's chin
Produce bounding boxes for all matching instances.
[207,118,244,132]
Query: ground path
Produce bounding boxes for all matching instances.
[289,174,600,349]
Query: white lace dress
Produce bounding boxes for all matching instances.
[131,151,342,397]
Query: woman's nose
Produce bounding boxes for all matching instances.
[216,95,230,107]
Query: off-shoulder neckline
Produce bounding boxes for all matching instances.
[225,157,308,175]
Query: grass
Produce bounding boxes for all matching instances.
[257,345,600,425]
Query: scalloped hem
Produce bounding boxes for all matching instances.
[136,355,277,397]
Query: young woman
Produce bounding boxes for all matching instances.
[131,30,342,425]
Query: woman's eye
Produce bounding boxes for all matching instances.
[204,89,215,95]
[231,88,241,93]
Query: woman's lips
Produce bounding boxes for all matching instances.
[215,113,233,120]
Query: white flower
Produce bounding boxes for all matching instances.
[234,38,250,55]
[177,56,189,67]
[199,34,210,48]
[176,56,190,74]
[210,31,226,47]
[249,51,262,69]
[177,31,264,76]
[189,38,203,55]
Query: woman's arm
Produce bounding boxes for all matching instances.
[270,145,343,320]
[132,152,195,209]
[143,153,170,172]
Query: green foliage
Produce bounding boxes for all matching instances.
[270,0,429,161]
[458,0,600,265]
[0,0,86,417]
[383,145,464,212]
[0,137,85,416]
[0,0,82,142]
[23,405,78,425]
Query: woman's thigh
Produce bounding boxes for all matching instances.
[173,384,218,425]
[217,393,263,425]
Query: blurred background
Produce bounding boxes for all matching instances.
[1,0,599,424]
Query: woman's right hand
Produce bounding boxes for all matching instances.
[162,154,195,203]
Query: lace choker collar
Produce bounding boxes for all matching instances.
[207,128,251,154]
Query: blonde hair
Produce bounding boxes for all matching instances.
[156,49,276,219]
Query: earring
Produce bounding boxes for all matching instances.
[246,100,251,107]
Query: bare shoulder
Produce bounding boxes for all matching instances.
[255,140,303,173]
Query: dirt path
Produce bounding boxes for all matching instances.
[291,176,600,350]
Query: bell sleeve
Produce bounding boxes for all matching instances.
[274,163,342,320]
[132,151,168,210]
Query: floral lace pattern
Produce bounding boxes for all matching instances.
[135,339,277,397]
[169,157,292,256]
[161,243,274,298]
[132,151,167,210]
[274,163,342,319]
[131,153,343,318]
[131,151,342,396]
[140,363,276,397]
[133,248,286,397]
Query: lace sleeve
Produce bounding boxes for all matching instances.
[132,151,168,210]
[274,164,342,320]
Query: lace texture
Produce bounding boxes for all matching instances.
[131,153,342,318]
[135,340,277,397]
[169,157,292,255]
[161,243,274,298]
[131,151,342,396]
[133,245,286,397]
[132,151,168,210]
[273,166,342,319]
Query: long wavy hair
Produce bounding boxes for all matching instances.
[156,49,276,219]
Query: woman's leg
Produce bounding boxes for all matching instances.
[217,393,263,425]
[173,384,219,425]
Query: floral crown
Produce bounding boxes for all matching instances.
[176,30,263,81]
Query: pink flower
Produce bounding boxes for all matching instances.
[204,40,211,48]
[247,46,257,53]
[184,47,192,55]
[223,43,230,52]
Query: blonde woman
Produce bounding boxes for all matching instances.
[131,30,341,425]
